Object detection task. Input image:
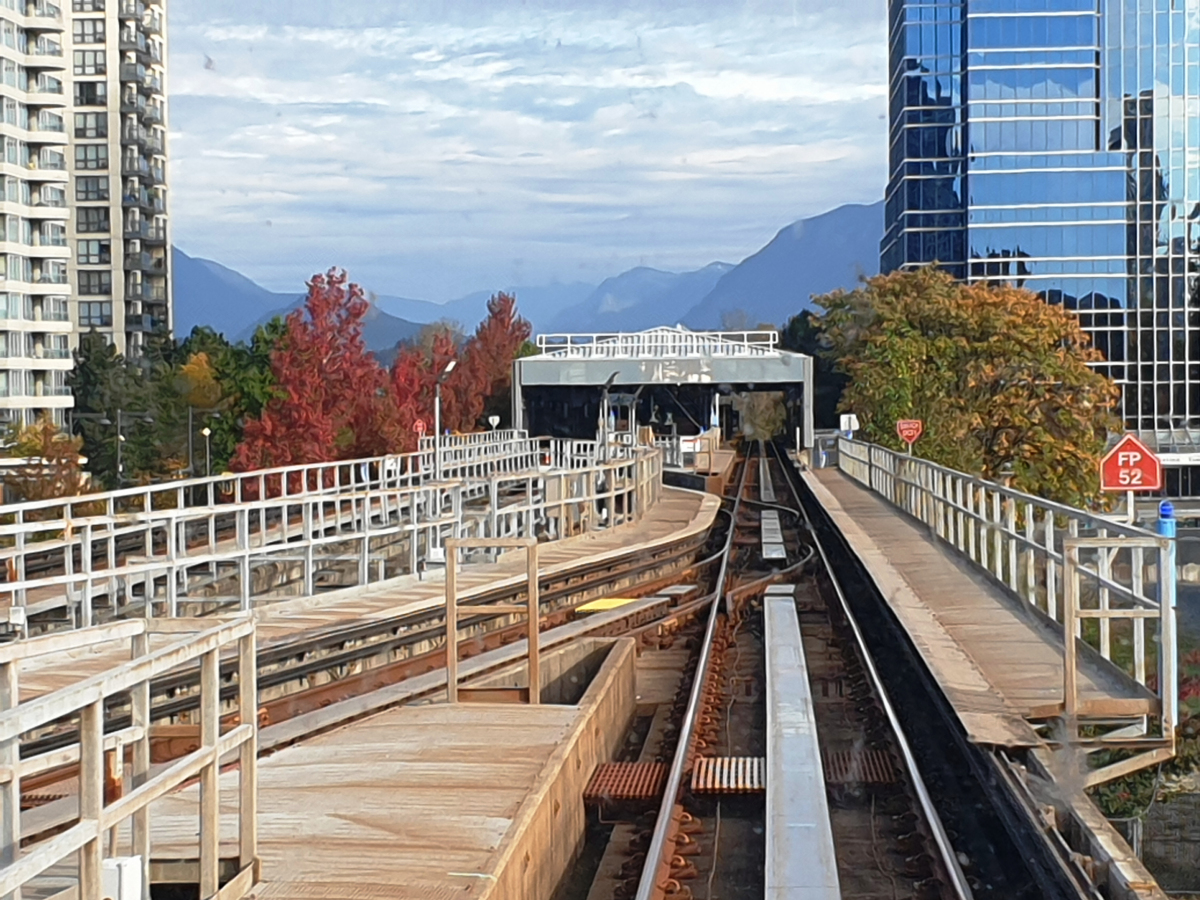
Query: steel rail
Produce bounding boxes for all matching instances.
[770,440,974,900]
[19,516,712,760]
[632,444,750,900]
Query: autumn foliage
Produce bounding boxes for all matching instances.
[819,267,1121,506]
[232,270,401,470]
[231,271,531,467]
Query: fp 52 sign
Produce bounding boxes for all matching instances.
[1100,434,1162,492]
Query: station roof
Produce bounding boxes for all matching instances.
[517,326,812,387]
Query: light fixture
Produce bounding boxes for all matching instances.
[200,427,211,437]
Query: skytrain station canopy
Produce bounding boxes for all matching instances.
[513,327,815,448]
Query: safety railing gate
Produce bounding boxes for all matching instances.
[0,617,258,900]
[837,438,1177,780]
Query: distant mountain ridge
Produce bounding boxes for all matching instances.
[171,200,885,342]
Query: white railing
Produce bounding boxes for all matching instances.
[837,438,1177,761]
[654,429,721,472]
[0,617,257,900]
[535,327,778,359]
[0,438,664,631]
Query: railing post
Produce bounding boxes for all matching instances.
[1063,542,1079,727]
[238,630,259,879]
[238,508,251,611]
[991,489,1002,580]
[527,543,540,705]
[0,660,18,900]
[1132,545,1146,684]
[445,540,458,703]
[131,631,151,900]
[200,648,220,899]
[1098,529,1111,659]
[1159,538,1178,731]
[1046,514,1057,621]
[79,699,103,900]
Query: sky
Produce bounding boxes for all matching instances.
[169,0,889,303]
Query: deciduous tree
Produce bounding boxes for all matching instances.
[232,269,401,470]
[819,267,1120,506]
[2,418,89,502]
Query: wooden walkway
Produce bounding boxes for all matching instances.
[804,468,1156,747]
[17,487,719,700]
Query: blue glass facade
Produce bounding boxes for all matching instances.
[884,0,1200,443]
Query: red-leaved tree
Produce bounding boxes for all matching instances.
[388,293,531,446]
[232,269,401,471]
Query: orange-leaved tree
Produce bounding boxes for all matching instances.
[232,269,401,470]
[818,267,1120,506]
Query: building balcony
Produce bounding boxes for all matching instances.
[25,2,63,23]
[119,31,148,55]
[144,284,166,303]
[122,125,149,148]
[30,39,63,59]
[120,95,146,116]
[144,223,166,244]
[124,219,148,239]
[122,155,150,178]
[124,252,152,271]
[118,0,146,19]
[126,313,161,333]
[142,105,162,125]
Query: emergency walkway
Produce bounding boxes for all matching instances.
[801,439,1176,786]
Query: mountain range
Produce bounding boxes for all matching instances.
[171,200,884,348]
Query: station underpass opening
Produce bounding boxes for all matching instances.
[512,327,815,452]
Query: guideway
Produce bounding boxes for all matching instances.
[801,453,1168,762]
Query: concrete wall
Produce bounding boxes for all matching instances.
[1143,792,1200,893]
[483,637,638,900]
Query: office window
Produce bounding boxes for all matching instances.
[77,207,110,233]
[79,300,112,327]
[73,82,105,106]
[76,239,110,265]
[73,50,105,76]
[72,20,105,44]
[78,271,111,295]
[75,144,108,170]
[75,176,109,202]
[74,112,106,139]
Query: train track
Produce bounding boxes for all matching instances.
[18,507,713,803]
[573,441,1098,900]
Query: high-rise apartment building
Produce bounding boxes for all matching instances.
[0,0,72,428]
[884,0,1200,488]
[0,0,169,430]
[67,0,169,361]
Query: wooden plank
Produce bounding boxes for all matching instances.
[807,469,1156,743]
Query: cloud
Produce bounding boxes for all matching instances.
[168,0,888,301]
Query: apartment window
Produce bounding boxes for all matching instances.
[78,271,111,295]
[73,50,105,76]
[77,207,110,233]
[79,300,112,327]
[74,82,106,106]
[73,20,105,44]
[76,176,109,202]
[75,144,108,170]
[74,112,106,139]
[72,0,105,9]
[76,239,110,265]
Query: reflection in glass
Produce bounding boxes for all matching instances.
[883,0,1200,444]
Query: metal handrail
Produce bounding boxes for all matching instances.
[0,438,664,630]
[836,437,1178,736]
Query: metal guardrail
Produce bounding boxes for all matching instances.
[0,617,258,900]
[836,438,1177,773]
[0,435,663,632]
[535,327,779,359]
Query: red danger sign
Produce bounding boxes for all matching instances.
[896,419,923,445]
[1100,434,1162,492]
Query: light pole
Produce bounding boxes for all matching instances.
[114,408,153,485]
[599,371,618,462]
[434,359,457,481]
[200,426,212,477]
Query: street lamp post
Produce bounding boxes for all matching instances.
[114,408,153,485]
[200,426,212,477]
[599,371,618,463]
[434,359,457,481]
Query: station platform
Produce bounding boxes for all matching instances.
[16,486,719,700]
[129,637,638,900]
[802,467,1156,747]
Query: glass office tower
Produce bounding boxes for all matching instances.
[883,0,1200,489]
